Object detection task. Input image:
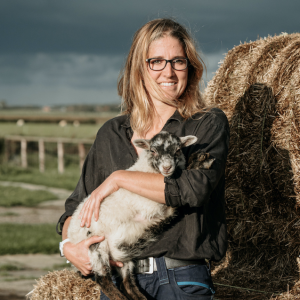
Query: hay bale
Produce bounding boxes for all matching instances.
[28,34,300,299]
[204,33,300,294]
[28,269,100,300]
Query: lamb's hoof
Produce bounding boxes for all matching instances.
[187,151,215,170]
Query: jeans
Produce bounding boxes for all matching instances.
[100,257,215,299]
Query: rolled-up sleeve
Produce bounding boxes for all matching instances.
[164,111,230,208]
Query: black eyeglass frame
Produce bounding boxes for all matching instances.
[146,58,189,71]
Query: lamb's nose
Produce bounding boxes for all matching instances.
[163,166,171,172]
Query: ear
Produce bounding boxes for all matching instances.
[133,139,151,150]
[180,135,197,148]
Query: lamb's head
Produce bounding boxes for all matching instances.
[133,131,197,177]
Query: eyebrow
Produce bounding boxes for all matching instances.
[149,56,187,59]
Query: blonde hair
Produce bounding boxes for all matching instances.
[118,18,207,136]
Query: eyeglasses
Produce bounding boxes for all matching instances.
[146,58,189,71]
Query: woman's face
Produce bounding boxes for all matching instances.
[145,35,188,102]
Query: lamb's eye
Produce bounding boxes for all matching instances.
[150,149,156,155]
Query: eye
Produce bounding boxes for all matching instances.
[175,149,181,155]
[173,59,185,65]
[152,59,164,65]
[150,149,157,155]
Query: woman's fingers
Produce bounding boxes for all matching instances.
[86,235,105,247]
[85,192,103,227]
[64,236,105,276]
[85,193,96,227]
[81,198,92,227]
[86,199,96,228]
[94,195,101,222]
[80,236,105,275]
[79,173,120,227]
[78,202,86,219]
[79,198,89,221]
[109,260,124,268]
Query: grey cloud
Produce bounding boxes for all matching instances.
[0,53,124,105]
[1,0,299,106]
[0,53,124,89]
[1,0,299,55]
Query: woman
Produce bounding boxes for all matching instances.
[57,18,229,299]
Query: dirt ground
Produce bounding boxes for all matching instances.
[0,182,71,300]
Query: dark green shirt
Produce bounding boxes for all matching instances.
[57,108,229,262]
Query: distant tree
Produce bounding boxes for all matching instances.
[0,100,7,109]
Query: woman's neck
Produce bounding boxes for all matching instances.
[150,98,176,132]
[131,99,177,155]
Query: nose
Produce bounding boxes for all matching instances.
[162,61,175,77]
[163,165,172,173]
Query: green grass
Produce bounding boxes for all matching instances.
[0,264,25,271]
[0,224,61,255]
[0,122,101,139]
[0,212,20,216]
[0,109,117,119]
[0,185,56,207]
[0,165,79,190]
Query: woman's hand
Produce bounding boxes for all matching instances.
[79,172,120,228]
[64,236,123,276]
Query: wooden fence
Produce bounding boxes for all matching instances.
[4,135,94,173]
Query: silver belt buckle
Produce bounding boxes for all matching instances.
[144,257,154,274]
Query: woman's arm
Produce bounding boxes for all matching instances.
[79,171,165,228]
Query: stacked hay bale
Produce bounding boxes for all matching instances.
[28,269,100,300]
[205,33,300,297]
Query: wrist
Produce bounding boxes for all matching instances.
[63,242,72,258]
[112,170,126,189]
[111,170,125,190]
[59,238,71,257]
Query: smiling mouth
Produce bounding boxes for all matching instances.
[159,82,176,86]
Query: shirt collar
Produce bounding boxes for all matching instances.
[121,110,183,129]
[121,115,131,128]
[168,109,184,123]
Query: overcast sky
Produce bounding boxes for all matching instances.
[1,0,299,106]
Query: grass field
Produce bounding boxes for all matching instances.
[0,224,61,255]
[0,185,56,207]
[0,109,116,118]
[0,118,105,255]
[0,165,79,190]
[0,122,101,139]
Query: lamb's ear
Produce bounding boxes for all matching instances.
[133,139,151,150]
[180,135,198,148]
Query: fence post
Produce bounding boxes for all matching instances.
[39,139,45,173]
[21,138,27,168]
[57,141,64,174]
[3,138,9,162]
[78,143,85,171]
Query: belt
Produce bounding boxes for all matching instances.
[135,257,207,274]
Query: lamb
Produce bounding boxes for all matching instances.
[67,131,214,300]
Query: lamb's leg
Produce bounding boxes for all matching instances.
[90,241,128,300]
[120,261,147,300]
[95,271,128,300]
[187,151,215,170]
